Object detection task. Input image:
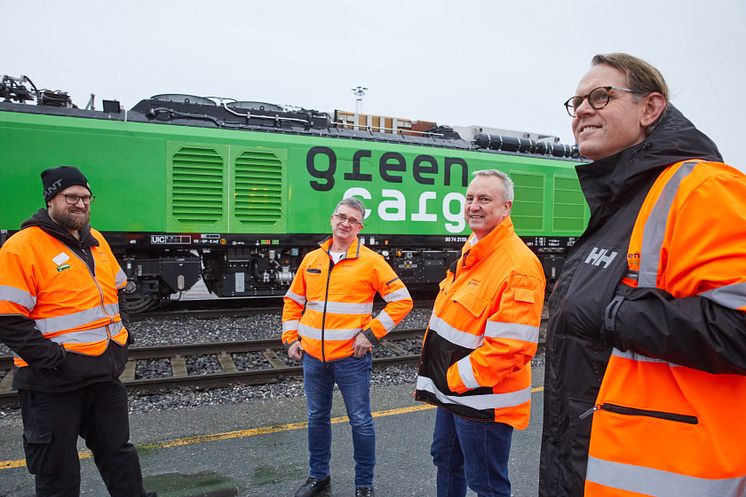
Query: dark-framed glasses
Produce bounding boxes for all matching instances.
[63,194,95,205]
[333,213,362,227]
[564,86,646,117]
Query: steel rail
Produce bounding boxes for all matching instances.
[0,329,426,407]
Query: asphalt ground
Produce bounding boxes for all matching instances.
[0,363,545,497]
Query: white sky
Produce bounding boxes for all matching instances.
[3,0,745,168]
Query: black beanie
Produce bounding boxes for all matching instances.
[41,166,92,202]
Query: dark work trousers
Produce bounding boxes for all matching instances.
[19,380,146,497]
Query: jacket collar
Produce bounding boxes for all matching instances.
[21,208,99,249]
[461,216,515,268]
[576,104,722,217]
[319,236,361,260]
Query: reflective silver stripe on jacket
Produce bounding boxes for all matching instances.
[375,310,396,332]
[456,356,480,390]
[298,323,360,341]
[586,456,746,497]
[0,285,36,311]
[383,287,412,302]
[428,315,483,350]
[638,161,698,287]
[700,282,746,310]
[416,375,530,410]
[282,320,300,332]
[485,321,540,343]
[115,268,127,289]
[306,300,373,315]
[47,322,122,345]
[611,348,683,368]
[35,303,120,335]
[285,290,306,307]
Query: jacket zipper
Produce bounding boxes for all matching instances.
[72,247,112,330]
[320,257,335,363]
[579,403,698,424]
[70,245,118,377]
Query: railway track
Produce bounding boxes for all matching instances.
[0,328,425,408]
[131,298,437,321]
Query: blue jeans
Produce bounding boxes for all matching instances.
[431,407,513,497]
[303,353,375,487]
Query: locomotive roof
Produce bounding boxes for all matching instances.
[0,81,580,160]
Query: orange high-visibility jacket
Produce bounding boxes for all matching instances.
[281,237,413,362]
[415,217,545,429]
[0,226,128,366]
[585,160,746,496]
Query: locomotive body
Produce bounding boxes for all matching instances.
[0,79,587,311]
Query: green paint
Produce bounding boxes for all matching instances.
[1,109,588,238]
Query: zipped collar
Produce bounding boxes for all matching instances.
[460,216,515,269]
[576,104,722,218]
[21,208,99,250]
[318,236,361,260]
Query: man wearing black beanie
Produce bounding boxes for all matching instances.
[0,166,155,497]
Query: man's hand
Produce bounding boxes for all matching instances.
[288,341,303,361]
[353,333,373,358]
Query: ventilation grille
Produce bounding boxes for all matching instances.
[171,146,224,224]
[234,150,283,225]
[511,172,545,231]
[553,176,587,231]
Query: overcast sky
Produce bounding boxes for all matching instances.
[3,0,744,169]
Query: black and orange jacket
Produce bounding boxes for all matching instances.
[0,209,130,392]
[539,106,746,497]
[416,217,545,429]
[584,159,746,496]
[281,237,413,362]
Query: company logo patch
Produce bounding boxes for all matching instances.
[52,252,70,266]
[56,264,71,272]
[584,247,617,269]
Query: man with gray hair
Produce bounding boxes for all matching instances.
[416,169,545,497]
[282,197,413,497]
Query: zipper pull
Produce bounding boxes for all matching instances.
[579,404,601,420]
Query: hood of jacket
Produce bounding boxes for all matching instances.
[20,208,99,249]
[575,104,722,220]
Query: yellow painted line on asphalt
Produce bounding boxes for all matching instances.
[0,386,544,470]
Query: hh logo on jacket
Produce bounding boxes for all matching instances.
[584,248,617,269]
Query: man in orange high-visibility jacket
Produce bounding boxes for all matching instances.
[282,197,413,497]
[539,53,746,497]
[416,170,546,497]
[0,166,154,497]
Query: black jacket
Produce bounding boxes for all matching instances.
[537,106,746,496]
[0,209,130,392]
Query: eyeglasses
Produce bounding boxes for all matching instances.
[564,86,646,117]
[63,194,95,205]
[332,213,362,227]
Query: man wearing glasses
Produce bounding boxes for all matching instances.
[0,166,154,496]
[540,53,746,497]
[282,197,413,497]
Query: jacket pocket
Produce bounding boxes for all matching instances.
[590,402,698,424]
[451,288,488,318]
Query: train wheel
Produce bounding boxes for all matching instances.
[120,292,161,313]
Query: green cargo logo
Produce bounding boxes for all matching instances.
[56,264,71,272]
[307,147,469,233]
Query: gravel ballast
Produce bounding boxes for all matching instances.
[0,305,546,422]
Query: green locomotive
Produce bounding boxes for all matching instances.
[0,75,587,311]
